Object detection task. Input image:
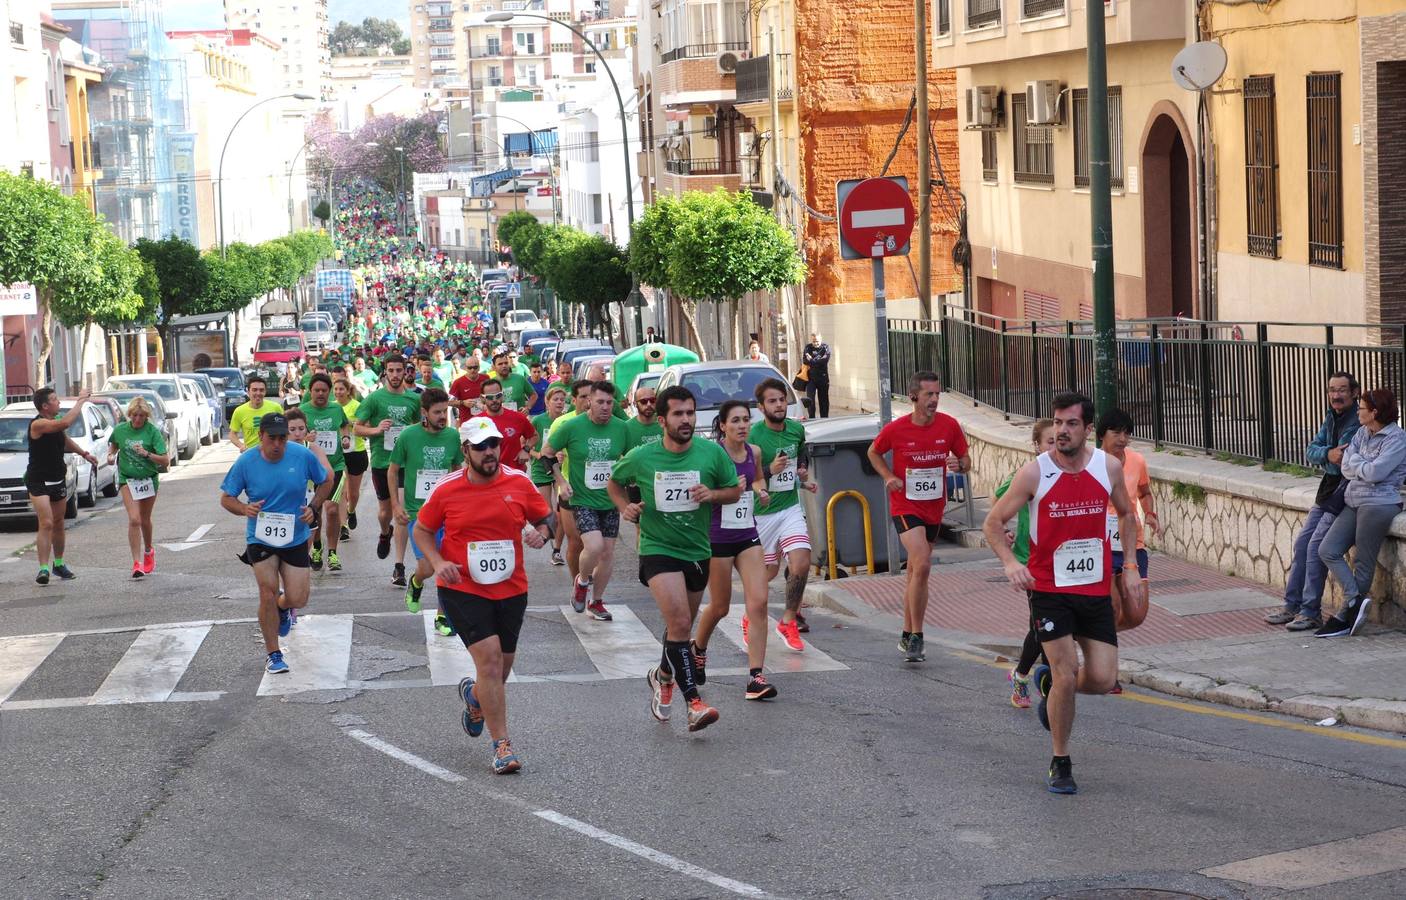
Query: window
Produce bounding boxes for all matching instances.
[515,32,536,54]
[591,193,602,223]
[1021,0,1063,18]
[1072,85,1123,189]
[981,128,997,182]
[1306,72,1343,269]
[486,37,501,54]
[1243,75,1280,258]
[1010,93,1053,185]
[935,0,951,35]
[967,0,1001,29]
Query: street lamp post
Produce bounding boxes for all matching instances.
[286,130,338,234]
[219,92,315,258]
[394,145,407,239]
[484,11,643,343]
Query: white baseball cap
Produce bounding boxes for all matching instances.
[459,417,504,446]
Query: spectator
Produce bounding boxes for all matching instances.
[747,341,770,364]
[1266,372,1361,630]
[1316,388,1406,638]
[802,332,832,419]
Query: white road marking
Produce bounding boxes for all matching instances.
[717,608,849,674]
[560,604,661,680]
[1201,824,1406,889]
[422,610,467,686]
[343,728,779,899]
[90,624,210,705]
[160,523,217,552]
[0,633,64,703]
[257,614,353,696]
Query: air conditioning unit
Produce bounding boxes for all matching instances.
[716,49,747,74]
[1025,80,1063,125]
[965,85,1002,127]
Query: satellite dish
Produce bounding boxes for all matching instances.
[1172,41,1228,91]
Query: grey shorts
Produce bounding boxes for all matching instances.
[573,506,620,539]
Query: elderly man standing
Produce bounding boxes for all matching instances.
[802,333,832,419]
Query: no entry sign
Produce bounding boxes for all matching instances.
[835,177,915,260]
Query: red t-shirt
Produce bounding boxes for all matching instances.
[471,408,535,466]
[871,412,969,522]
[1028,449,1114,597]
[450,373,488,403]
[415,466,550,599]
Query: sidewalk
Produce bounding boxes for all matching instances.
[805,546,1406,735]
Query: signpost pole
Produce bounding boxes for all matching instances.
[873,256,902,574]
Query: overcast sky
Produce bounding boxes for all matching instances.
[162,0,408,34]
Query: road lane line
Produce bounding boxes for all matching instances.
[257,614,353,696]
[90,624,210,705]
[1200,824,1406,889]
[0,633,64,703]
[716,608,849,674]
[343,728,780,899]
[560,604,661,680]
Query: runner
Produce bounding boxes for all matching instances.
[548,379,594,583]
[750,377,817,652]
[351,356,379,396]
[541,380,630,621]
[220,413,333,674]
[353,355,422,586]
[625,385,663,450]
[608,385,743,731]
[526,361,549,415]
[490,350,533,411]
[26,387,99,584]
[981,392,1141,795]
[448,357,488,420]
[106,396,170,579]
[1096,407,1159,639]
[284,409,337,579]
[866,370,971,664]
[300,374,351,572]
[334,377,367,540]
[528,384,569,565]
[994,419,1056,709]
[413,417,553,773]
[469,378,535,469]
[390,387,464,636]
[229,376,282,452]
[691,399,776,700]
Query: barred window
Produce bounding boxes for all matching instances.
[1072,85,1124,190]
[1011,93,1053,185]
[1306,72,1343,269]
[982,129,997,182]
[967,0,1001,30]
[935,0,951,35]
[1022,0,1064,18]
[1244,75,1281,258]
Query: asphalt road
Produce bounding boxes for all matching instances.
[4,440,1406,899]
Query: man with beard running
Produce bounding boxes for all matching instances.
[469,377,535,469]
[391,388,464,636]
[354,355,422,586]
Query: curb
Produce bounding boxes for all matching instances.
[805,581,1406,737]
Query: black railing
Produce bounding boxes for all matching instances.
[890,308,1406,467]
[665,157,739,176]
[734,53,793,105]
[660,41,749,64]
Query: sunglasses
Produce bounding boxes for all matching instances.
[482,391,504,401]
[637,397,657,404]
[468,438,502,450]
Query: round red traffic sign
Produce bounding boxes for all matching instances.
[839,178,916,258]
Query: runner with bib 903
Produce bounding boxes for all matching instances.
[981,392,1141,796]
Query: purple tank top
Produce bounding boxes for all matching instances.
[710,443,760,543]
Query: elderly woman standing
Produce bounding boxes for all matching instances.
[107,397,170,578]
[1317,388,1406,637]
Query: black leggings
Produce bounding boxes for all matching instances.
[1016,629,1043,676]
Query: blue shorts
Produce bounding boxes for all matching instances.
[409,517,445,561]
[1112,548,1149,579]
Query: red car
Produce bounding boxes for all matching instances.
[253,330,307,365]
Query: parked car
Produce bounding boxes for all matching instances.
[195,366,248,423]
[571,352,617,380]
[627,371,664,409]
[517,328,560,349]
[300,315,336,352]
[558,343,616,375]
[501,309,541,344]
[253,330,307,365]
[102,375,203,460]
[1,401,115,509]
[0,407,78,520]
[524,338,558,364]
[179,372,223,442]
[654,360,805,432]
[316,301,346,327]
[95,389,180,468]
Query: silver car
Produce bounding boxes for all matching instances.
[653,361,806,433]
[0,407,80,520]
[300,314,336,352]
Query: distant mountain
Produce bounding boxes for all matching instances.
[330,0,410,31]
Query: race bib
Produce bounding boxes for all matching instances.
[256,511,296,548]
[416,468,447,500]
[383,425,404,451]
[585,459,614,490]
[1053,538,1104,588]
[654,470,700,512]
[127,478,155,501]
[904,466,944,501]
[1106,513,1122,552]
[721,490,754,530]
[314,430,339,455]
[468,539,515,585]
[769,459,797,492]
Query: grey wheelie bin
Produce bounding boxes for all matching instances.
[800,414,903,576]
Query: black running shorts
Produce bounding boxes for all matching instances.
[892,514,941,544]
[343,449,368,476]
[240,542,312,569]
[1027,590,1118,647]
[438,587,528,654]
[573,506,620,539]
[371,466,404,501]
[639,555,709,593]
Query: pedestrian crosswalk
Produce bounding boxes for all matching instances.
[0,606,849,711]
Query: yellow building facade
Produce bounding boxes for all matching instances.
[63,54,102,214]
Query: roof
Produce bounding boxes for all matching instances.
[168,312,230,328]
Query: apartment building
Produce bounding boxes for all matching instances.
[223,0,331,100]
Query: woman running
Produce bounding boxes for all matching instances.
[995,418,1055,708]
[335,377,368,538]
[107,397,171,578]
[691,399,776,701]
[528,384,569,565]
[284,409,335,574]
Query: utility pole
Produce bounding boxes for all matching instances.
[1088,0,1116,415]
[915,0,932,322]
[768,28,785,369]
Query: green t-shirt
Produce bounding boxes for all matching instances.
[994,473,1031,565]
[491,371,533,410]
[433,362,457,387]
[529,411,560,485]
[389,424,464,515]
[108,419,166,484]
[356,387,423,468]
[353,369,380,392]
[230,399,283,448]
[299,400,350,471]
[626,417,664,450]
[749,418,808,513]
[547,413,631,510]
[611,439,738,561]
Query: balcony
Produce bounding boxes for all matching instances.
[470,44,506,58]
[659,40,747,65]
[947,0,1184,69]
[664,157,738,176]
[656,41,746,107]
[734,53,793,106]
[657,155,741,195]
[428,17,453,31]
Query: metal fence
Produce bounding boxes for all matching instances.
[889,309,1406,467]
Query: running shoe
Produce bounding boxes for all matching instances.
[686,697,720,732]
[1047,757,1077,795]
[405,576,423,613]
[1287,614,1323,631]
[435,613,455,637]
[348,511,358,530]
[1009,668,1032,709]
[1314,614,1353,638]
[142,548,155,575]
[327,551,341,572]
[646,666,673,722]
[132,562,144,580]
[1037,697,1051,732]
[572,577,590,613]
[775,618,805,653]
[692,644,708,686]
[35,568,49,585]
[278,605,292,638]
[391,562,406,587]
[550,548,564,566]
[1350,596,1374,636]
[1108,681,1124,695]
[340,525,351,542]
[310,547,323,571]
[458,676,484,737]
[492,738,522,774]
[586,601,613,622]
[52,564,76,580]
[897,633,910,654]
[741,615,749,643]
[376,530,391,559]
[1033,663,1052,700]
[905,633,925,663]
[266,651,289,674]
[745,674,778,701]
[795,612,809,633]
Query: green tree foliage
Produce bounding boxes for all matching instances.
[134,235,210,368]
[513,223,560,280]
[313,200,331,224]
[495,210,540,253]
[552,233,632,330]
[330,17,405,56]
[627,194,679,293]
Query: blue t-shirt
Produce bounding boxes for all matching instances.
[527,377,550,416]
[220,443,328,548]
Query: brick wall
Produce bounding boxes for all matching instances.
[655,57,733,100]
[796,0,962,307]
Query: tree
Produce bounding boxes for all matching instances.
[392,37,410,55]
[551,233,632,338]
[495,210,540,255]
[330,17,406,56]
[69,228,142,375]
[313,199,331,224]
[133,236,210,369]
[308,112,446,195]
[514,223,562,281]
